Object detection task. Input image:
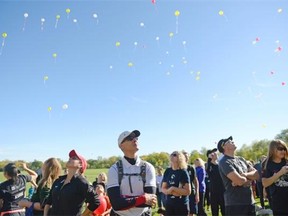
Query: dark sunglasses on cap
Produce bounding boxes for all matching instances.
[121,133,137,143]
[276,146,287,151]
[171,153,177,157]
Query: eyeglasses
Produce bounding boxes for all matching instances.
[276,147,287,151]
[171,153,177,157]
[121,133,138,144]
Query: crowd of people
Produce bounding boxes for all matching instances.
[0,130,287,216]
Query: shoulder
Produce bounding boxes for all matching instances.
[108,162,119,174]
[142,161,154,169]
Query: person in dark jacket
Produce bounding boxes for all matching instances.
[0,162,37,216]
[43,150,100,216]
[206,148,225,216]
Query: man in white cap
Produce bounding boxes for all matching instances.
[107,130,157,216]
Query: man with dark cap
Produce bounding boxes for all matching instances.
[206,148,225,216]
[107,130,157,216]
[217,136,259,216]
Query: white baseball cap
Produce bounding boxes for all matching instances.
[118,130,140,147]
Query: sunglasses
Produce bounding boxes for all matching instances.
[171,153,177,157]
[122,133,138,143]
[221,139,233,148]
[276,146,286,151]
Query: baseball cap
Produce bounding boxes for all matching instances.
[217,136,233,153]
[206,148,217,157]
[69,149,87,173]
[118,130,140,147]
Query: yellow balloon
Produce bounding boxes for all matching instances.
[128,62,133,67]
[56,15,60,20]
[66,8,71,14]
[115,41,120,47]
[2,32,7,38]
[219,10,224,16]
[44,76,49,81]
[174,10,180,17]
[48,107,52,112]
[169,32,174,37]
[52,53,57,58]
[196,76,200,80]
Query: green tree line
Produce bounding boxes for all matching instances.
[1,129,287,171]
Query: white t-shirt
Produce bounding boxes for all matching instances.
[107,156,156,216]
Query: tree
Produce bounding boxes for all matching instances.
[236,139,269,162]
[275,129,288,143]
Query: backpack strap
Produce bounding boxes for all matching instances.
[116,160,124,186]
[116,160,147,193]
[140,161,147,185]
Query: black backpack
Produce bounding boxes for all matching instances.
[116,160,147,193]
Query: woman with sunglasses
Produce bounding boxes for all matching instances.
[162,151,191,216]
[262,140,288,215]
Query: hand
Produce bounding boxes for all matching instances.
[280,166,288,176]
[144,194,157,207]
[166,186,174,195]
[242,179,252,187]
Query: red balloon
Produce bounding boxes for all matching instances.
[93,196,107,215]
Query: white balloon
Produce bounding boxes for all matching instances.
[24,13,29,18]
[62,104,68,110]
[41,18,45,22]
[73,19,77,23]
[93,13,98,18]
[156,36,160,41]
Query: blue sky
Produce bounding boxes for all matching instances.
[0,0,287,162]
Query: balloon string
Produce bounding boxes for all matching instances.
[22,20,26,31]
[175,17,178,34]
[55,20,58,29]
[0,39,4,55]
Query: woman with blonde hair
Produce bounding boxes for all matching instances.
[194,158,207,216]
[262,139,288,215]
[162,151,191,216]
[19,158,62,215]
